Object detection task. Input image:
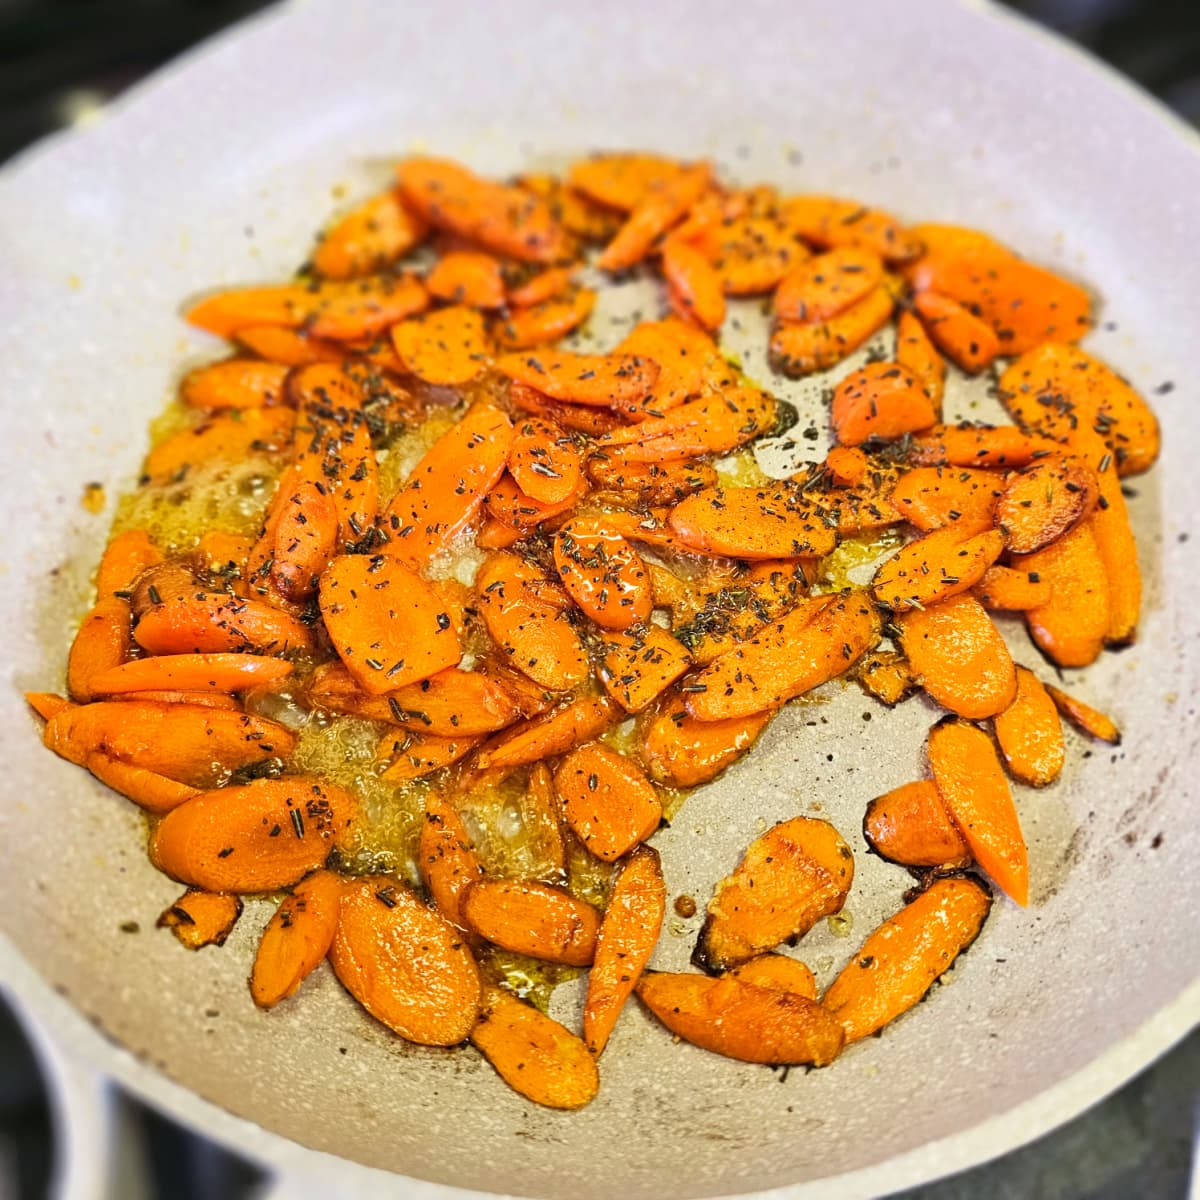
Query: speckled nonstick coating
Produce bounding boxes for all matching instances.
[1,2,1197,1197]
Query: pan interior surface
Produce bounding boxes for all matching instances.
[0,2,1198,1197]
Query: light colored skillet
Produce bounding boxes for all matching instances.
[0,1,1197,1196]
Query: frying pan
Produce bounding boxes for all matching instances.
[1,1,1197,1196]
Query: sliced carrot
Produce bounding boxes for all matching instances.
[798,476,903,537]
[519,172,622,242]
[460,879,599,965]
[638,700,771,788]
[895,308,946,404]
[553,518,653,630]
[106,689,239,709]
[390,305,491,386]
[685,593,880,721]
[662,237,725,332]
[235,325,344,366]
[856,650,916,707]
[474,551,589,691]
[863,780,970,868]
[25,692,73,721]
[1045,683,1121,745]
[507,264,577,308]
[614,318,724,418]
[288,360,367,413]
[471,985,599,1110]
[508,417,583,505]
[635,972,844,1066]
[906,224,1090,353]
[889,466,1002,536]
[127,560,199,616]
[1011,521,1110,668]
[186,274,428,341]
[481,470,584,534]
[289,405,378,548]
[88,653,292,696]
[158,889,242,950]
[708,215,809,295]
[181,360,291,411]
[770,284,895,377]
[95,529,161,598]
[425,250,506,308]
[509,380,625,436]
[151,776,356,891]
[476,518,523,550]
[781,194,921,262]
[913,291,1000,374]
[993,666,1064,787]
[974,565,1053,611]
[417,791,485,934]
[312,190,425,279]
[693,815,853,972]
[143,408,295,483]
[773,246,884,324]
[195,530,254,579]
[271,478,339,601]
[598,625,692,712]
[133,591,313,656]
[595,508,700,555]
[520,763,568,878]
[727,954,817,999]
[831,361,938,446]
[250,870,342,1008]
[823,875,992,1042]
[995,457,1098,554]
[67,598,132,702]
[822,445,870,488]
[927,720,1028,906]
[472,695,615,773]
[587,456,714,507]
[554,743,662,862]
[584,845,666,1055]
[492,286,596,349]
[568,153,683,211]
[384,402,513,568]
[319,552,462,694]
[897,593,1016,719]
[872,526,1004,611]
[496,349,659,409]
[330,874,482,1045]
[597,162,712,271]
[378,730,482,780]
[667,485,837,559]
[84,751,200,813]
[908,424,1064,470]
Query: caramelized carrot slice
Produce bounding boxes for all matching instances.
[378,730,482,780]
[823,445,871,487]
[974,565,1053,611]
[889,466,1002,536]
[143,408,295,483]
[995,457,1097,554]
[993,666,1064,787]
[636,972,844,1065]
[481,470,584,534]
[1045,683,1121,745]
[668,485,837,559]
[186,274,428,340]
[67,598,132,702]
[520,763,568,878]
[472,696,615,772]
[319,552,462,694]
[509,380,625,435]
[872,527,1004,611]
[492,286,596,349]
[158,889,242,950]
[906,224,1090,353]
[584,845,666,1054]
[864,780,970,868]
[662,237,725,332]
[598,625,692,712]
[95,529,162,597]
[708,215,809,296]
[770,285,895,377]
[856,650,916,707]
[693,815,853,972]
[781,194,921,263]
[134,592,314,656]
[568,153,683,211]
[107,689,239,709]
[460,879,599,965]
[289,406,378,549]
[913,291,1000,374]
[390,305,491,386]
[927,720,1028,905]
[250,870,342,1007]
[88,653,292,696]
[898,593,1016,719]
[823,875,992,1042]
[496,349,659,409]
[313,190,425,279]
[425,250,506,308]
[895,309,946,404]
[553,518,653,630]
[614,318,724,418]
[508,417,583,505]
[84,751,200,813]
[195,530,254,579]
[330,874,482,1045]
[773,247,884,323]
[384,402,513,567]
[908,424,1064,470]
[507,265,577,308]
[586,455,717,506]
[270,478,339,601]
[181,360,291,411]
[597,163,712,271]
[25,692,73,721]
[418,791,484,932]
[471,986,599,1110]
[396,157,568,263]
[831,361,938,446]
[475,551,589,691]
[639,699,770,788]
[235,325,344,366]
[1011,521,1110,668]
[519,172,621,242]
[554,743,662,861]
[727,954,817,999]
[685,593,879,721]
[151,776,356,891]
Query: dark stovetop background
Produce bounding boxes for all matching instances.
[1,1,1197,1197]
